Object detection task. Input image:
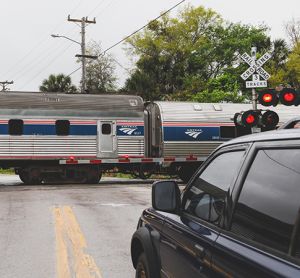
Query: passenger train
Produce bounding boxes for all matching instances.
[0,91,298,184]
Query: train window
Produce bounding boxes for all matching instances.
[102,123,111,135]
[9,119,23,135]
[56,120,70,136]
[220,126,236,138]
[236,125,251,137]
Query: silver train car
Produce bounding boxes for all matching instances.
[0,92,145,183]
[0,92,298,184]
[145,101,300,181]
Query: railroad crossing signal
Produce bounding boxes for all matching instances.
[240,51,271,88]
[258,88,299,106]
[234,110,279,130]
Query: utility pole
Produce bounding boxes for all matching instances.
[0,80,13,91]
[68,15,96,93]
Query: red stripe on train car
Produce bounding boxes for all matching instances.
[66,160,78,164]
[117,122,144,126]
[90,159,102,164]
[186,157,198,161]
[118,158,130,163]
[164,157,176,162]
[162,123,235,127]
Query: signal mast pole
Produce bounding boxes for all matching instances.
[251,46,258,110]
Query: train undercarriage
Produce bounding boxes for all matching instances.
[7,161,202,185]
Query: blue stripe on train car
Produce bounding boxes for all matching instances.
[0,124,8,134]
[163,126,220,141]
[117,125,144,136]
[69,125,97,135]
[23,124,56,135]
[0,124,97,135]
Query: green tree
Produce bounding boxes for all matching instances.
[267,39,290,87]
[39,74,77,93]
[84,41,117,93]
[285,42,300,88]
[124,5,271,101]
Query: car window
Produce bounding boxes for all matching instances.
[231,148,300,262]
[184,150,245,226]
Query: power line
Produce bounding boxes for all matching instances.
[2,0,85,80]
[19,43,74,90]
[92,0,120,19]
[87,0,108,18]
[68,0,185,78]
[20,0,186,87]
[111,57,131,74]
[99,0,186,56]
[67,66,81,77]
[10,37,78,82]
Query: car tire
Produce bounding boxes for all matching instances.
[135,253,150,278]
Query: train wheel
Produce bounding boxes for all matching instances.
[19,171,30,184]
[30,168,43,185]
[132,166,153,180]
[138,170,152,180]
[85,168,102,184]
[19,168,43,185]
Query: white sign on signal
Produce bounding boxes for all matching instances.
[240,51,271,82]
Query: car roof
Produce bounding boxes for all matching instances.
[221,128,300,148]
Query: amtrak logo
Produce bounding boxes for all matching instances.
[120,127,138,135]
[185,129,203,139]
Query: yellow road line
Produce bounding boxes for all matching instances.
[53,206,102,278]
[53,208,71,278]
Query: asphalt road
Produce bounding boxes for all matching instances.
[0,175,154,278]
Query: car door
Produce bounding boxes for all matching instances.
[211,142,300,277]
[159,146,248,278]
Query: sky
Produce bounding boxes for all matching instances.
[0,0,299,92]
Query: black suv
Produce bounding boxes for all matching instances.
[131,129,300,278]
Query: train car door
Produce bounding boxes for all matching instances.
[97,121,117,158]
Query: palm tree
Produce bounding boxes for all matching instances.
[39,74,78,93]
[271,39,290,71]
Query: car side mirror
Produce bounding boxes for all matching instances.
[152,181,181,213]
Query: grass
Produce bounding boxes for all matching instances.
[103,172,176,180]
[0,168,15,175]
[103,172,134,179]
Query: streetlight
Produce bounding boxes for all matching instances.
[51,33,97,93]
[51,34,81,45]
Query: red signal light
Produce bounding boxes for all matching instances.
[245,114,255,124]
[279,88,298,106]
[258,90,278,106]
[262,93,273,103]
[234,110,259,128]
[283,92,295,102]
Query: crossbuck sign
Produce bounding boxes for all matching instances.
[240,51,272,88]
